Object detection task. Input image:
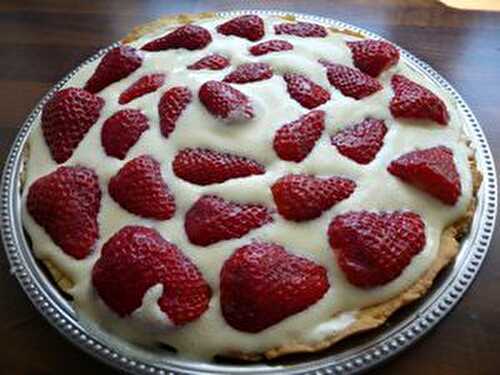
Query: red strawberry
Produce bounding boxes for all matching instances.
[283,73,330,109]
[347,39,400,77]
[158,86,192,138]
[172,148,265,185]
[108,155,175,220]
[271,174,356,221]
[187,54,230,70]
[216,15,265,41]
[27,166,101,259]
[84,45,143,94]
[118,73,165,104]
[92,225,211,324]
[199,81,254,122]
[320,60,382,99]
[220,242,329,333]
[41,87,104,164]
[249,39,293,56]
[328,211,426,287]
[331,118,387,164]
[387,146,461,205]
[273,110,325,162]
[141,24,212,51]
[223,63,273,84]
[185,195,272,246]
[274,22,327,37]
[101,109,150,160]
[390,74,449,125]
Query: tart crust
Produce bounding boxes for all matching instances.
[27,12,482,361]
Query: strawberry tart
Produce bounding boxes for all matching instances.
[21,13,480,360]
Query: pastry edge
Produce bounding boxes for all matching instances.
[23,12,481,361]
[36,157,481,360]
[119,12,365,45]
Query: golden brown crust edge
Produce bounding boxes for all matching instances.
[120,13,365,45]
[233,158,481,361]
[27,13,481,362]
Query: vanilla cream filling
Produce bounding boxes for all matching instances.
[21,15,473,359]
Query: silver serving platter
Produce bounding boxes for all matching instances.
[1,10,497,375]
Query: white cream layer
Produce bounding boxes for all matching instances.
[21,15,473,359]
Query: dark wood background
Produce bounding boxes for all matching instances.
[1,1,499,374]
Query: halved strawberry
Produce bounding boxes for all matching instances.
[220,242,329,333]
[41,87,104,164]
[346,39,400,77]
[101,109,150,160]
[390,74,449,125]
[185,195,272,246]
[199,81,254,122]
[92,225,211,324]
[118,73,165,104]
[328,211,426,287]
[331,118,387,164]
[274,22,327,37]
[172,148,265,185]
[84,45,143,94]
[283,73,330,109]
[249,39,293,56]
[187,54,230,70]
[27,166,101,259]
[223,63,273,84]
[387,146,461,205]
[273,110,325,162]
[216,15,265,41]
[158,86,192,138]
[271,174,356,221]
[108,155,175,220]
[320,60,382,99]
[141,24,212,51]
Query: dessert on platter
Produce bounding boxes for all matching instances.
[21,12,480,360]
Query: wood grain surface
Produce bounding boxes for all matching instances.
[0,1,499,374]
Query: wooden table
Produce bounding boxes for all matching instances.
[1,1,498,373]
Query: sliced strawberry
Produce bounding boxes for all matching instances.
[274,21,327,37]
[27,166,101,259]
[223,62,273,84]
[216,15,265,41]
[283,73,330,109]
[387,146,461,205]
[42,87,104,164]
[158,86,192,138]
[172,148,265,185]
[249,39,293,56]
[199,81,254,122]
[273,110,325,162]
[329,211,425,287]
[185,195,272,246]
[92,225,211,324]
[108,155,175,220]
[320,60,382,99]
[141,24,212,51]
[187,54,230,70]
[331,118,387,164]
[84,45,143,94]
[390,74,449,125]
[220,242,329,333]
[271,174,355,221]
[347,39,400,77]
[118,73,165,104]
[101,109,150,160]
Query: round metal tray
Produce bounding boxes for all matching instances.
[1,10,497,375]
